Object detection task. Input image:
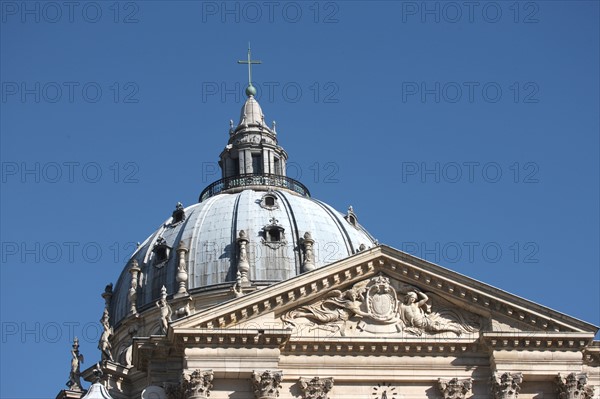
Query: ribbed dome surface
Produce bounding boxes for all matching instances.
[109,189,375,325]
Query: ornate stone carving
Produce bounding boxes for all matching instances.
[156,285,172,335]
[556,373,594,399]
[175,369,214,399]
[90,362,104,383]
[491,372,523,399]
[261,218,287,249]
[282,274,477,337]
[438,378,473,399]
[175,241,189,297]
[66,337,84,392]
[184,370,214,398]
[173,297,193,319]
[398,290,462,336]
[98,308,114,362]
[251,370,283,399]
[231,271,244,297]
[299,377,334,399]
[128,260,141,316]
[301,231,316,272]
[237,230,250,284]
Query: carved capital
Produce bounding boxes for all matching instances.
[167,370,214,399]
[299,377,334,399]
[491,372,523,399]
[183,369,214,399]
[556,373,594,399]
[251,370,283,399]
[438,378,472,399]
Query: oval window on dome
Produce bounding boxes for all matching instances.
[259,193,279,210]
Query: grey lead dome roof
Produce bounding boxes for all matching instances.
[109,189,375,325]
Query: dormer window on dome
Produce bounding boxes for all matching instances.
[262,217,287,249]
[152,237,170,268]
[345,206,358,227]
[170,202,186,225]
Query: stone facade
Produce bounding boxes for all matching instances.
[67,246,599,399]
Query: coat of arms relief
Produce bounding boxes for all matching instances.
[281,274,481,337]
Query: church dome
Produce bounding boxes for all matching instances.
[109,189,375,325]
[107,71,375,326]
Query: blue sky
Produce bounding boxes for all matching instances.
[1,1,599,397]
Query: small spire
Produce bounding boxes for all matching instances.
[237,43,262,97]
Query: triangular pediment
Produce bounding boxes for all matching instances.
[169,245,597,350]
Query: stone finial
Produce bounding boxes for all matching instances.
[128,260,141,316]
[66,337,84,392]
[438,378,473,399]
[237,230,250,284]
[492,372,523,399]
[175,241,189,298]
[98,308,114,362]
[272,120,277,133]
[556,373,594,399]
[301,231,316,272]
[251,370,283,399]
[299,377,334,399]
[102,283,113,309]
[182,369,214,399]
[156,285,172,335]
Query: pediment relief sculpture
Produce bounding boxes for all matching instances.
[281,274,481,337]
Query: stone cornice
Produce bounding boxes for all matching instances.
[172,328,292,348]
[481,332,595,351]
[582,341,600,366]
[283,337,481,355]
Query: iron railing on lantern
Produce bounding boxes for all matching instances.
[199,173,311,202]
